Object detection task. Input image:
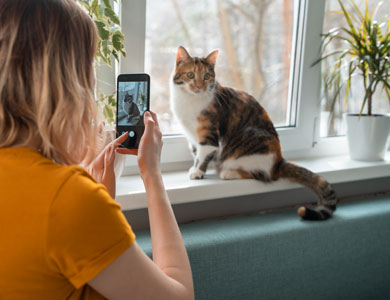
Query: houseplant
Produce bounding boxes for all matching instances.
[78,0,127,177]
[316,0,390,161]
[78,0,126,125]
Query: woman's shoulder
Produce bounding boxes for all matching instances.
[0,147,104,203]
[49,164,119,229]
[34,154,102,198]
[61,164,97,185]
[56,164,110,202]
[38,153,112,207]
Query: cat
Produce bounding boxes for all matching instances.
[170,46,338,221]
[122,92,140,123]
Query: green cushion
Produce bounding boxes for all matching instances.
[135,197,390,300]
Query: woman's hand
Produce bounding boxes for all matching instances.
[116,111,163,180]
[84,132,129,199]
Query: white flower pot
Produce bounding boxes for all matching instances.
[346,114,390,161]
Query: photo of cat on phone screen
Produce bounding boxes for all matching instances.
[117,82,148,126]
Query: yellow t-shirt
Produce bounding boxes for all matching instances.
[0,147,136,299]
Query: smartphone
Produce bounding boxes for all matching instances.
[116,73,150,149]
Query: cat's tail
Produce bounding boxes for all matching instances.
[274,160,338,221]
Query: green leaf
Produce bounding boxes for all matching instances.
[338,0,359,37]
[312,50,348,67]
[384,85,390,104]
[351,0,364,21]
[108,94,116,106]
[344,60,357,106]
[112,31,123,51]
[95,20,110,40]
[78,0,90,12]
[90,0,98,14]
[102,40,111,57]
[104,7,120,25]
[102,0,112,9]
[103,105,114,122]
[112,49,119,61]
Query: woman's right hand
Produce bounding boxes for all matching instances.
[116,111,163,179]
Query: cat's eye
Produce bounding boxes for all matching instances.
[187,72,195,79]
[204,73,211,80]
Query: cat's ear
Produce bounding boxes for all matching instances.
[206,49,219,67]
[176,46,191,65]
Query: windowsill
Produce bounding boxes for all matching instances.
[116,153,390,211]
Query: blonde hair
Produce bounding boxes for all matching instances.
[0,0,100,165]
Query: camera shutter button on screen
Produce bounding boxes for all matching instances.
[129,130,135,138]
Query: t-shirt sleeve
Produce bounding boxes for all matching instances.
[46,166,135,289]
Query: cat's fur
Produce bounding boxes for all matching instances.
[122,92,140,123]
[170,46,337,221]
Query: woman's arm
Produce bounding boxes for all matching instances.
[88,112,194,300]
[140,112,193,297]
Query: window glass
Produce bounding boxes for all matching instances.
[145,0,298,134]
[320,0,390,137]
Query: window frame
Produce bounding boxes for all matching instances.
[115,0,350,175]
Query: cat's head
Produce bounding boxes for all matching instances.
[172,46,219,95]
[124,93,133,103]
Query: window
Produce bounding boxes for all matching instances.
[114,0,390,225]
[145,0,298,134]
[119,0,343,171]
[320,0,390,137]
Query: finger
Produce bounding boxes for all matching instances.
[97,135,117,165]
[102,146,111,179]
[143,112,155,135]
[149,111,160,129]
[144,111,152,122]
[104,144,116,172]
[98,121,105,134]
[80,146,95,167]
[112,131,129,148]
[94,144,108,166]
[115,148,138,155]
[106,144,115,169]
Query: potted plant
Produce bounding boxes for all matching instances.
[78,0,127,177]
[78,0,125,125]
[316,0,390,161]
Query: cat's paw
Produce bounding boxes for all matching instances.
[189,167,204,180]
[219,169,242,180]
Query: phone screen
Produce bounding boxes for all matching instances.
[116,74,150,149]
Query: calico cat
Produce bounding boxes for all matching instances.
[123,92,140,123]
[170,46,338,221]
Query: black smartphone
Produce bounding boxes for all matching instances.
[116,73,150,149]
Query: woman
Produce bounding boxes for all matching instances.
[0,0,194,299]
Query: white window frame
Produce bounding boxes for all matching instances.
[115,0,349,175]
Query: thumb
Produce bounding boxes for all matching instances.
[143,111,155,137]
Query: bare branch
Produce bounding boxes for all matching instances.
[171,0,193,49]
[218,0,244,90]
[227,3,256,24]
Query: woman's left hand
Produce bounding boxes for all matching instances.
[84,132,130,199]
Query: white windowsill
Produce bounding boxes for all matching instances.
[116,153,390,211]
